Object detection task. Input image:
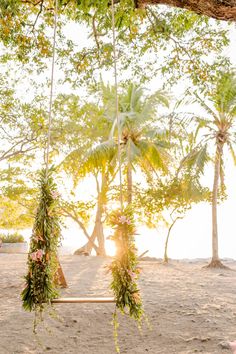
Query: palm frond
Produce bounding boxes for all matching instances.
[145,128,169,144]
[125,138,141,164]
[214,72,236,116]
[79,140,117,176]
[178,144,209,176]
[193,91,219,123]
[110,83,170,139]
[227,141,236,165]
[137,140,170,174]
[193,118,214,142]
[148,89,170,109]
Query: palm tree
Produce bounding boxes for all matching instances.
[181,72,236,267]
[58,95,117,256]
[62,82,170,255]
[110,83,170,204]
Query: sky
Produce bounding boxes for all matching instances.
[57,159,236,260]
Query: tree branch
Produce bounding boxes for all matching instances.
[30,0,44,32]
[61,207,99,252]
[138,0,236,22]
[0,133,38,162]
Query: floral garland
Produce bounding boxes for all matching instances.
[108,207,144,351]
[21,168,61,326]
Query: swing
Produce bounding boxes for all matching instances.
[52,0,119,304]
[51,0,120,305]
[51,0,117,305]
[52,297,115,304]
[22,0,143,323]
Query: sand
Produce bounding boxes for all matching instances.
[1,254,236,354]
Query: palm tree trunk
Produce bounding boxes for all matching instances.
[127,164,132,204]
[208,142,225,268]
[163,227,171,264]
[73,200,106,256]
[212,150,219,261]
[163,216,182,263]
[74,173,108,256]
[74,232,97,255]
[93,173,107,256]
[95,199,106,256]
[62,208,99,255]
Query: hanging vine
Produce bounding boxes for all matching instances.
[108,206,144,351]
[21,168,61,327]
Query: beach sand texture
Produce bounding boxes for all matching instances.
[1,254,236,354]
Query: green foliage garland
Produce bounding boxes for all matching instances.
[21,168,61,321]
[108,207,144,350]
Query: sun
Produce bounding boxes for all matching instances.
[105,239,116,257]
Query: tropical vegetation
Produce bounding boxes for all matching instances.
[0,0,235,348]
[0,232,25,243]
[180,72,236,267]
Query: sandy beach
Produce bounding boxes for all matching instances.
[1,254,236,354]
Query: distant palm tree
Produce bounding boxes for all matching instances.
[180,72,236,267]
[72,82,170,255]
[110,83,170,204]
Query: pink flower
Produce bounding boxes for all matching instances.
[36,249,44,260]
[30,251,37,261]
[30,249,44,262]
[127,269,136,278]
[51,191,60,199]
[119,215,131,225]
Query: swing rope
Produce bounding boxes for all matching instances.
[21,0,67,314]
[45,0,58,176]
[111,0,123,211]
[45,0,68,289]
[108,3,144,339]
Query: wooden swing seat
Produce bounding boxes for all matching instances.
[52,297,115,304]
